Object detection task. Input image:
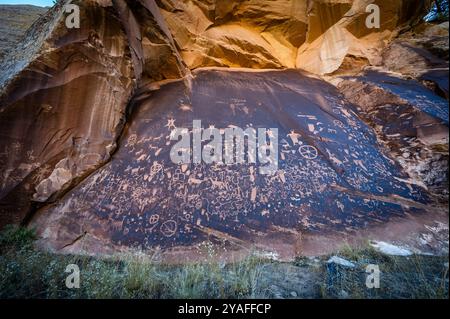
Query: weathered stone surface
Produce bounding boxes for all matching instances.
[157,0,309,69]
[0,1,132,225]
[0,0,447,260]
[337,73,449,198]
[382,21,449,75]
[30,69,434,259]
[334,21,449,198]
[114,0,189,83]
[155,0,432,73]
[297,0,433,75]
[0,0,195,228]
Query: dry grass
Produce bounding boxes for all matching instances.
[0,225,268,299]
[0,226,448,299]
[321,242,449,299]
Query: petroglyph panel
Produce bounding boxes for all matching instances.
[31,70,430,254]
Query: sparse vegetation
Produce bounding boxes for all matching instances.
[425,0,449,22]
[0,225,269,299]
[321,242,449,299]
[0,226,448,299]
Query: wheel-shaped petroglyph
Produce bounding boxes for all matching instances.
[160,220,177,237]
[150,162,163,175]
[299,145,318,160]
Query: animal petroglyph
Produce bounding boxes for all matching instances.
[31,70,433,255]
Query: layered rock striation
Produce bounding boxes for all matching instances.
[0,0,447,259]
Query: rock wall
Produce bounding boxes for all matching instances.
[0,1,134,225]
[157,0,432,73]
[0,0,447,259]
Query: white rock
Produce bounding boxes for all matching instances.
[327,256,356,268]
[255,251,280,261]
[339,290,349,299]
[370,241,412,256]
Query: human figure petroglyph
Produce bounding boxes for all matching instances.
[165,118,176,131]
[47,93,430,252]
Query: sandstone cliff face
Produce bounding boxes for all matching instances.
[156,0,432,73]
[0,0,448,259]
[0,1,134,226]
[0,0,188,226]
[157,0,308,69]
[297,0,432,74]
[28,68,438,258]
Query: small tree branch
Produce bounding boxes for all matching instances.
[435,0,443,13]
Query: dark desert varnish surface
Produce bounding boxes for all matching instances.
[30,69,444,261]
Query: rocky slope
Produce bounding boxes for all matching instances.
[0,0,447,261]
[0,5,48,61]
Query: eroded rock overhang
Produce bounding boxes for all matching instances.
[0,0,447,260]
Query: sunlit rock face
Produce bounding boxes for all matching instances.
[157,0,308,69]
[0,0,448,259]
[157,0,431,73]
[0,1,134,226]
[0,0,187,226]
[296,0,432,75]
